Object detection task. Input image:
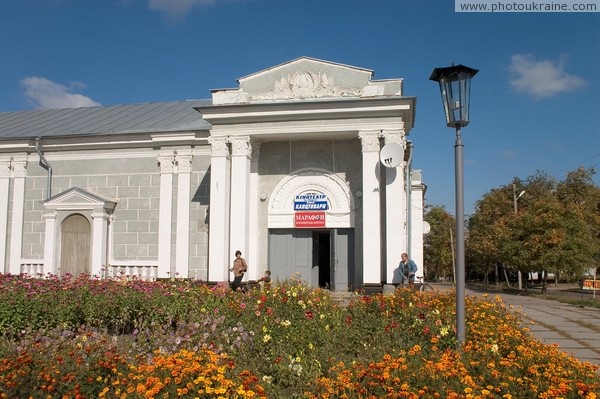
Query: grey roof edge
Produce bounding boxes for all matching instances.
[0,100,212,140]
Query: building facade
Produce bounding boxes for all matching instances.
[0,57,425,291]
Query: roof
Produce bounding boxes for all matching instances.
[0,100,212,140]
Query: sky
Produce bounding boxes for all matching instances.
[1,0,599,215]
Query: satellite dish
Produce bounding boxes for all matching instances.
[423,221,431,235]
[379,142,404,168]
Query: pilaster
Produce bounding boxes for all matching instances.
[358,131,382,285]
[381,129,406,284]
[175,151,192,278]
[228,136,251,281]
[157,153,175,278]
[248,142,261,281]
[43,211,57,275]
[9,156,27,274]
[0,158,11,273]
[91,211,109,278]
[207,137,231,282]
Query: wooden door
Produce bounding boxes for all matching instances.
[60,214,91,277]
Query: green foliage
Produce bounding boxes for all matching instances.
[468,168,600,284]
[424,205,455,280]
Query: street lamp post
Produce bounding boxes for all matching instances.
[513,184,526,289]
[430,64,478,345]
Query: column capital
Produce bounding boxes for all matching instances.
[175,154,193,173]
[11,158,28,178]
[381,129,405,144]
[157,154,175,174]
[43,211,58,221]
[228,136,252,157]
[208,137,230,157]
[358,131,381,153]
[91,212,110,220]
[250,141,262,162]
[0,159,10,178]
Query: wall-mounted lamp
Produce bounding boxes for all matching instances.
[355,191,363,198]
[259,193,267,201]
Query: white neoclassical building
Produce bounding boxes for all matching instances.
[0,57,425,291]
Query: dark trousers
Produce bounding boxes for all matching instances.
[232,275,244,291]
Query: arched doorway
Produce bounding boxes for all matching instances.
[267,168,356,291]
[60,214,91,276]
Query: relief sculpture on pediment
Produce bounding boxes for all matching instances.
[249,71,361,101]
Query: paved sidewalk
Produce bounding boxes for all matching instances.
[465,287,600,367]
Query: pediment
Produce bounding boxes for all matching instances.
[43,187,117,212]
[212,57,403,104]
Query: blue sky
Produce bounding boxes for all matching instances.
[1,0,599,215]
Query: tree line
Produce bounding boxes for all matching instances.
[424,167,600,291]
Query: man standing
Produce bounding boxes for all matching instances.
[400,253,418,288]
[230,250,248,291]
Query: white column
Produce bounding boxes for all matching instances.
[382,130,406,284]
[91,211,109,278]
[228,136,251,276]
[0,158,11,273]
[157,153,175,278]
[43,211,57,275]
[175,152,192,278]
[358,131,382,285]
[248,142,261,281]
[9,156,27,275]
[208,137,231,282]
[410,171,425,279]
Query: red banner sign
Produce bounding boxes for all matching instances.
[294,211,326,228]
[582,279,600,290]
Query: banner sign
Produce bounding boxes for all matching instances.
[294,211,326,228]
[294,193,328,211]
[582,279,600,290]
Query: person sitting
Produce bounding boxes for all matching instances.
[259,270,272,287]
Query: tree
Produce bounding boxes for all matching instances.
[467,169,600,292]
[468,185,515,284]
[555,167,600,278]
[423,206,455,281]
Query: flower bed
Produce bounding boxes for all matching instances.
[0,274,598,398]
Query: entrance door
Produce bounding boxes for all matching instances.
[268,229,313,283]
[313,232,332,289]
[334,229,354,291]
[60,214,91,277]
[269,228,354,291]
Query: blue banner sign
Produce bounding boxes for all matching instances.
[294,193,329,211]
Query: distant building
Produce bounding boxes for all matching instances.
[0,57,424,291]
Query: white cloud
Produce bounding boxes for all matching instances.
[508,54,585,100]
[148,0,215,21]
[21,77,100,109]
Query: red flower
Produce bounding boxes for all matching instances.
[305,310,314,319]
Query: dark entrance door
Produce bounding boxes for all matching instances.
[313,232,332,289]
